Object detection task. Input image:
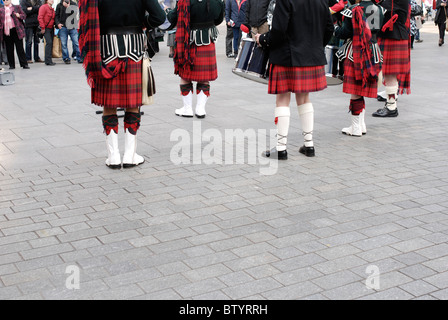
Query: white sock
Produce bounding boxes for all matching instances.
[275,106,290,152]
[385,85,398,110]
[297,103,314,147]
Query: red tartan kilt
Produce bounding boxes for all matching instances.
[91,59,143,109]
[179,43,218,82]
[379,38,410,76]
[268,64,327,94]
[343,59,378,98]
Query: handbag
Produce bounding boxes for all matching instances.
[142,51,156,105]
[52,35,62,59]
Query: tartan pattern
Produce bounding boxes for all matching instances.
[379,38,411,94]
[79,0,121,88]
[343,58,378,98]
[268,64,327,94]
[174,0,196,78]
[92,59,143,109]
[178,43,218,82]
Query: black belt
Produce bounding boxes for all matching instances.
[101,26,143,35]
[190,21,214,29]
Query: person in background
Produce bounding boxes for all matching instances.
[255,0,333,159]
[334,0,384,137]
[55,0,80,64]
[0,0,30,70]
[225,0,234,57]
[167,0,225,119]
[20,0,43,64]
[242,0,270,37]
[0,1,8,66]
[414,0,425,43]
[38,0,55,65]
[371,0,411,118]
[225,0,247,57]
[435,0,447,46]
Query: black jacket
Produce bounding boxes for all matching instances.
[55,1,78,29]
[98,0,166,34]
[378,0,410,40]
[435,0,447,24]
[259,0,333,67]
[244,0,270,28]
[20,0,42,28]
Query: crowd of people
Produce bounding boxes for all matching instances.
[0,0,81,69]
[1,0,446,168]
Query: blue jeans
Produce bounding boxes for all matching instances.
[59,27,80,61]
[232,27,242,55]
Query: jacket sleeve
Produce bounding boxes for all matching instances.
[323,5,334,46]
[54,4,61,26]
[214,0,225,25]
[144,0,166,28]
[14,5,26,21]
[225,0,230,22]
[38,5,45,29]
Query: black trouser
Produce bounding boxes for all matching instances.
[3,28,28,68]
[43,28,54,64]
[226,25,233,55]
[25,26,40,61]
[438,22,446,42]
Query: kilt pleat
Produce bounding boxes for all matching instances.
[92,59,143,109]
[268,64,327,94]
[343,58,378,98]
[379,38,410,76]
[179,43,218,82]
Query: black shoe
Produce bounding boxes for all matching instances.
[64,59,71,64]
[226,53,235,58]
[299,145,315,157]
[22,65,30,69]
[377,95,387,102]
[262,148,288,160]
[9,66,15,70]
[46,62,56,66]
[372,107,398,117]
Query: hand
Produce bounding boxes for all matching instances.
[254,33,260,45]
[442,2,447,6]
[27,7,32,10]
[15,13,21,18]
[58,24,63,29]
[41,29,45,34]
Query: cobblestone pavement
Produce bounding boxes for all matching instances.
[0,23,447,300]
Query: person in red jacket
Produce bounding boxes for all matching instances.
[38,0,55,65]
[0,0,30,69]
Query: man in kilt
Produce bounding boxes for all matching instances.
[167,0,225,119]
[372,0,411,117]
[255,0,333,159]
[79,0,166,169]
[334,0,384,136]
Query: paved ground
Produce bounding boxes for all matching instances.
[0,22,447,300]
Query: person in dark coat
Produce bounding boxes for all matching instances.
[255,0,333,159]
[79,0,166,169]
[371,0,411,118]
[167,0,225,119]
[434,0,447,46]
[20,0,43,63]
[242,0,270,36]
[225,0,247,56]
[0,0,30,69]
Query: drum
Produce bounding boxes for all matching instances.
[232,38,269,85]
[325,45,343,86]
